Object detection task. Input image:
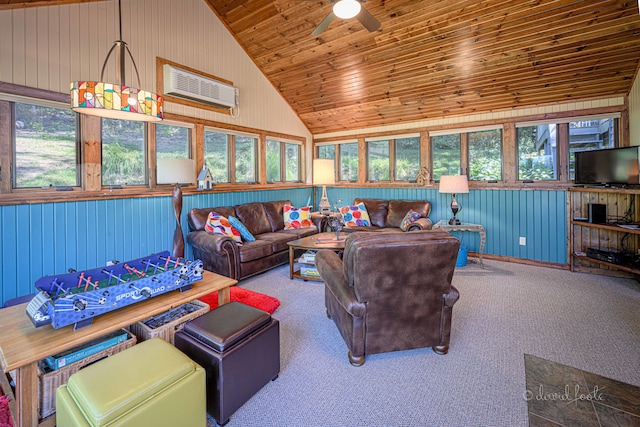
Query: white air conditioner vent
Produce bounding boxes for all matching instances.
[164,64,237,109]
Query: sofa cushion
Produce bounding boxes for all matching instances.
[340,203,372,227]
[228,216,256,242]
[387,200,431,228]
[263,200,291,232]
[255,232,298,252]
[234,202,273,236]
[400,209,422,231]
[353,198,388,228]
[205,212,243,245]
[237,240,273,262]
[188,206,235,232]
[284,205,314,229]
[282,227,318,238]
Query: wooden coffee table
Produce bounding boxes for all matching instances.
[287,232,346,281]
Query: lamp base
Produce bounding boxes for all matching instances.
[448,217,461,225]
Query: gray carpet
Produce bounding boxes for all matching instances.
[206,259,640,427]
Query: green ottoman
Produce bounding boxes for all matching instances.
[56,337,206,426]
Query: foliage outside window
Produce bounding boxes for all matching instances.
[318,145,335,159]
[568,118,616,180]
[431,134,461,181]
[156,123,190,160]
[266,139,281,183]
[13,102,78,188]
[102,119,146,186]
[339,143,358,181]
[204,130,230,183]
[285,143,300,182]
[395,136,420,181]
[367,140,390,181]
[517,125,557,181]
[469,129,502,181]
[234,135,256,183]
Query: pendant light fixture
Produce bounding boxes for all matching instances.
[333,0,361,19]
[70,0,163,122]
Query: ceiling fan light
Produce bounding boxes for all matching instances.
[333,0,361,19]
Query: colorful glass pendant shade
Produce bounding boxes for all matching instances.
[70,1,163,122]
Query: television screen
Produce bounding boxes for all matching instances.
[575,147,640,185]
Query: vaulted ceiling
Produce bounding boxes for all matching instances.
[5,0,640,135]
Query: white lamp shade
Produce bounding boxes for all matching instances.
[157,158,195,184]
[313,159,335,185]
[439,175,469,194]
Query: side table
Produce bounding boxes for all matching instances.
[433,220,486,266]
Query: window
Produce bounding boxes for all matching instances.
[367,140,389,181]
[468,128,502,181]
[156,123,190,160]
[102,119,146,186]
[517,124,557,181]
[204,129,229,183]
[13,102,78,188]
[285,143,300,182]
[266,138,301,183]
[568,118,616,180]
[266,139,281,183]
[431,134,461,181]
[395,136,420,181]
[339,142,358,181]
[318,145,335,160]
[235,135,256,183]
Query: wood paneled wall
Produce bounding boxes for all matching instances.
[0,188,311,304]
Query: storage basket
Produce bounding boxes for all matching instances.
[38,328,136,420]
[128,300,209,345]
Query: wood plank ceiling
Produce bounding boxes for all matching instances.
[4,0,640,135]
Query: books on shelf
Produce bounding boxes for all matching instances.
[43,329,130,370]
[299,250,317,264]
[300,264,320,277]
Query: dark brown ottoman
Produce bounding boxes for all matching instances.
[174,301,280,426]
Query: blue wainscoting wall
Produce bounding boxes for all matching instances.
[0,188,311,305]
[0,186,565,305]
[320,187,567,265]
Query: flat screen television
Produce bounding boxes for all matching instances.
[574,146,640,186]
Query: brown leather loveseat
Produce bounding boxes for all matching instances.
[315,230,460,366]
[340,198,433,232]
[187,200,318,280]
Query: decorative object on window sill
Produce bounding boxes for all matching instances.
[439,175,469,225]
[70,0,163,122]
[197,164,214,190]
[157,158,195,257]
[313,159,335,215]
[416,167,431,186]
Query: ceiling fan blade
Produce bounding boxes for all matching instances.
[312,11,336,36]
[356,6,381,32]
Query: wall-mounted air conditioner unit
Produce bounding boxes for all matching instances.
[163,64,237,109]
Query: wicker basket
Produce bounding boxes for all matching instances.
[38,328,136,420]
[128,300,209,345]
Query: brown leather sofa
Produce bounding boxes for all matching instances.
[187,200,318,280]
[341,198,433,232]
[315,230,460,366]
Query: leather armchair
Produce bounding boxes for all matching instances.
[315,230,460,366]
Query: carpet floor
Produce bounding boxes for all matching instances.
[205,259,640,427]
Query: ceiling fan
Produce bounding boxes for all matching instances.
[312,0,381,36]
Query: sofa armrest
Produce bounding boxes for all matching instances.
[407,217,433,231]
[186,230,240,279]
[315,250,366,317]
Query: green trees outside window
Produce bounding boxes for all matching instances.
[339,143,358,181]
[395,136,420,181]
[432,134,461,180]
[518,125,556,181]
[367,140,389,181]
[102,119,146,186]
[14,103,78,188]
[204,130,229,183]
[469,129,502,181]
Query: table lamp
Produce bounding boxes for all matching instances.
[439,175,469,225]
[157,158,195,257]
[313,159,335,215]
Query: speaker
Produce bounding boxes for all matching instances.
[588,203,606,224]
